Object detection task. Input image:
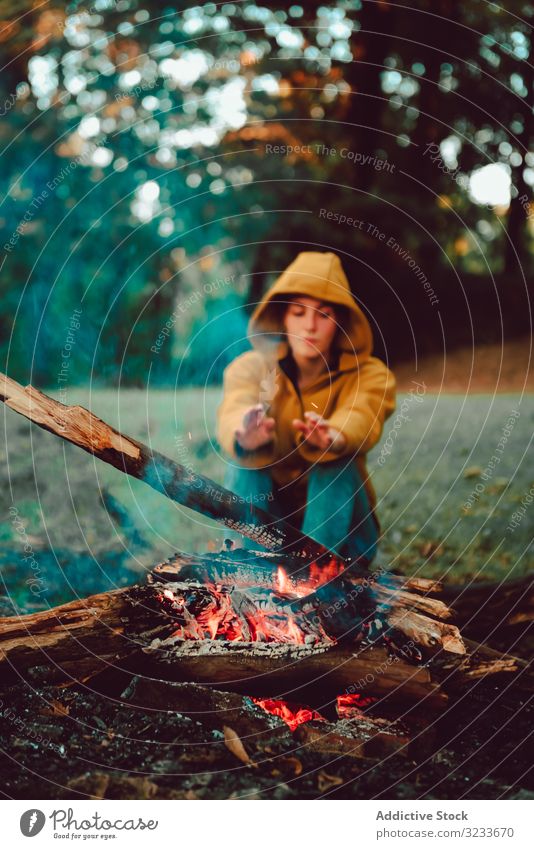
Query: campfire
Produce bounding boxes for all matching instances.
[154,557,342,646]
[1,371,533,766]
[148,549,380,729]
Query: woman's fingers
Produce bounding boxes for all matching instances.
[243,403,265,430]
[293,413,346,451]
[235,408,275,451]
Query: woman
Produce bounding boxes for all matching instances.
[217,251,396,565]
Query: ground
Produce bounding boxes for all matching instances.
[0,675,533,800]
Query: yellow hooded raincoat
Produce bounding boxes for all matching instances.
[217,251,396,530]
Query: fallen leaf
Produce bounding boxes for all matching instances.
[420,541,443,558]
[223,725,256,767]
[317,770,344,792]
[39,699,69,717]
[278,756,303,776]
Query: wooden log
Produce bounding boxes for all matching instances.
[120,678,290,736]
[139,633,445,707]
[0,371,336,563]
[386,607,464,654]
[433,638,534,696]
[120,678,414,762]
[0,582,441,705]
[294,717,410,761]
[0,582,531,710]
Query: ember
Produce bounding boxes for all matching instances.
[252,698,325,731]
[337,693,377,718]
[274,558,346,597]
[252,692,377,730]
[157,582,335,646]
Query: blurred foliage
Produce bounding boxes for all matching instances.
[0,0,532,385]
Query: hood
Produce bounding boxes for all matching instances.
[247,251,373,367]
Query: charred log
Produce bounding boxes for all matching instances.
[0,581,531,713]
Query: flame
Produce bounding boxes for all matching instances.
[276,566,291,593]
[273,557,345,599]
[159,584,332,646]
[252,698,325,731]
[157,553,346,646]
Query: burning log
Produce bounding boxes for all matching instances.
[151,549,464,655]
[119,678,417,762]
[0,580,531,713]
[0,372,335,563]
[0,581,437,704]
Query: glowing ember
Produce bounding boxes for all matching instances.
[156,551,352,647]
[337,693,377,718]
[252,692,377,730]
[273,557,345,598]
[252,698,325,731]
[157,583,335,646]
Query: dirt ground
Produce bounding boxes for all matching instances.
[394,337,533,393]
[0,659,533,801]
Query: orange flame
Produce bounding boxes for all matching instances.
[252,698,325,731]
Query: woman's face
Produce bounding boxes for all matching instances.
[283,296,338,361]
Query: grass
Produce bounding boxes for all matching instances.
[1,387,533,611]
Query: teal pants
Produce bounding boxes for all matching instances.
[223,458,379,565]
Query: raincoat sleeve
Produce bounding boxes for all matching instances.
[295,359,396,463]
[217,352,278,467]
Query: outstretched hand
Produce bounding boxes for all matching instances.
[292,411,347,453]
[235,403,276,451]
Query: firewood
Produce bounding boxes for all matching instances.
[0,582,442,705]
[294,716,410,760]
[120,678,290,737]
[1,582,532,713]
[0,372,334,562]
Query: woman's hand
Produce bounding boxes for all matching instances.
[292,411,347,453]
[235,403,276,451]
